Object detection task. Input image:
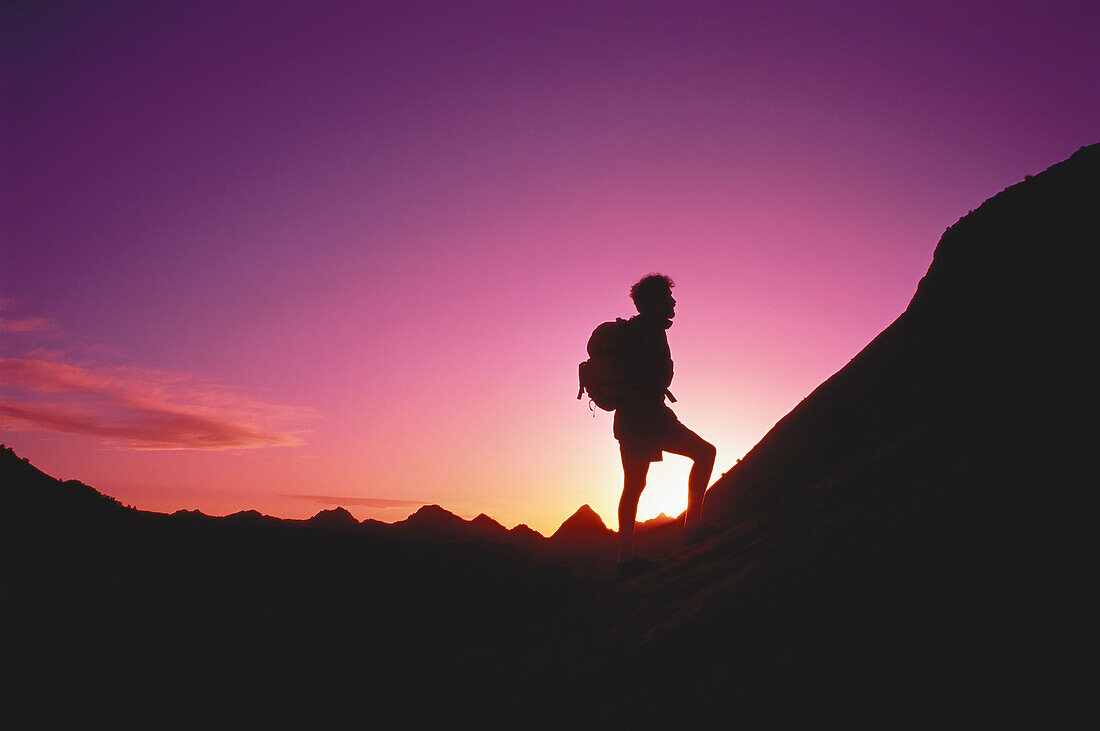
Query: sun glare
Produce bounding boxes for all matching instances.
[635,457,691,521]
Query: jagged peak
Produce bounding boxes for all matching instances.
[307,506,359,526]
[311,505,354,518]
[509,523,544,538]
[566,504,605,524]
[411,504,455,518]
[639,512,677,528]
[398,504,465,528]
[550,504,612,541]
[508,521,539,534]
[470,513,507,531]
[223,509,279,525]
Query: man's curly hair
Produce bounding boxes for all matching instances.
[630,273,675,313]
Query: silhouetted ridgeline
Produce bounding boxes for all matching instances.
[0,445,126,527]
[3,145,1097,728]
[0,441,678,559]
[706,143,1097,525]
[1,444,673,580]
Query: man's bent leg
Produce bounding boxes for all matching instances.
[664,428,717,531]
[618,451,650,563]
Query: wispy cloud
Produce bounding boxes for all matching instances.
[0,356,314,451]
[0,317,54,333]
[280,493,426,509]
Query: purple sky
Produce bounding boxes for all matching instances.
[3,1,1098,533]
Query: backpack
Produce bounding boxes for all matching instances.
[577,318,678,411]
[577,318,635,411]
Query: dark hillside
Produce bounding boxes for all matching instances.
[706,143,1097,526]
[0,446,127,527]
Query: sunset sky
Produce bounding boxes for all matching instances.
[3,1,1098,534]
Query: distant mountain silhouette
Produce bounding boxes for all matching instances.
[637,512,675,530]
[507,522,546,543]
[171,508,211,519]
[0,442,592,548]
[548,503,615,546]
[223,508,281,526]
[469,512,509,534]
[398,502,462,527]
[305,506,359,529]
[0,444,125,528]
[391,504,518,543]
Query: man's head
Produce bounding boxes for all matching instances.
[630,273,676,319]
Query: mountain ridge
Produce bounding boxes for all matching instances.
[1,445,628,542]
[704,142,1098,526]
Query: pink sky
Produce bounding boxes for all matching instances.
[3,1,1098,534]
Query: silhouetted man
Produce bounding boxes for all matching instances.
[615,274,718,579]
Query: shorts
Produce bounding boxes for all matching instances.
[613,402,688,463]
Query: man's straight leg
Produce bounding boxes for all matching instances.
[618,451,650,563]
